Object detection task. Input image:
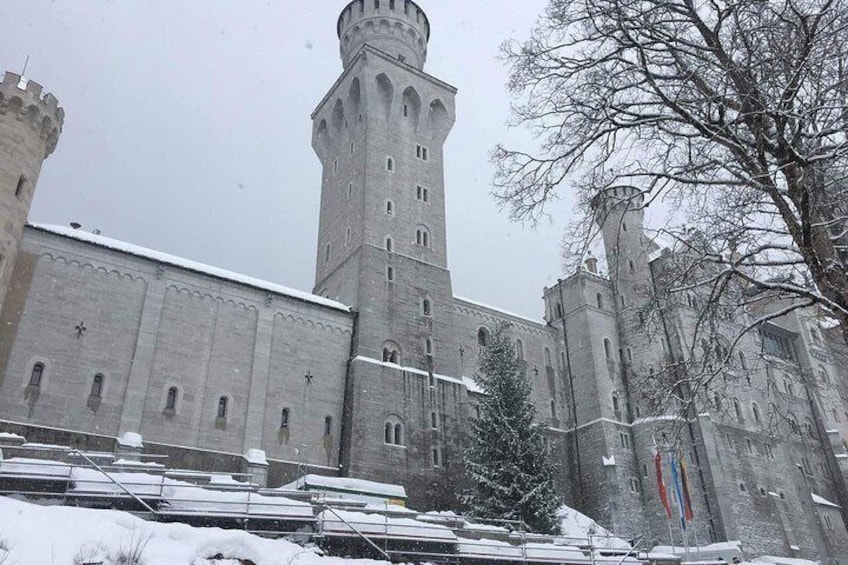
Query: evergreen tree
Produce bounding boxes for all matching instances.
[463,323,562,533]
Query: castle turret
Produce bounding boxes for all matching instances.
[337,0,430,70]
[0,72,64,308]
[591,185,646,282]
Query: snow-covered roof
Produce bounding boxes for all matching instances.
[29,223,350,313]
[811,492,840,508]
[454,295,545,326]
[284,474,407,499]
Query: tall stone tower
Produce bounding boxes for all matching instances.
[0,72,63,309]
[311,0,461,500]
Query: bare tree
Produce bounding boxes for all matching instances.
[494,0,848,343]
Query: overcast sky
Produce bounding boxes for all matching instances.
[0,0,575,320]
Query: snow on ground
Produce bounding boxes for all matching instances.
[557,505,630,549]
[0,495,385,565]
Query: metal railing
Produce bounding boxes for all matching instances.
[0,445,645,564]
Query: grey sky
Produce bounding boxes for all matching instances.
[0,0,573,320]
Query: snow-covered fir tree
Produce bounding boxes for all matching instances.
[463,322,562,534]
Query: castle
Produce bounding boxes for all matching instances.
[2,0,848,561]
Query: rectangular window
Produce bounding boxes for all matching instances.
[416,144,429,162]
[333,159,338,173]
[762,329,796,361]
[619,431,630,449]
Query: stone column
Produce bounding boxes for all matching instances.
[118,270,167,435]
[243,303,275,449]
[243,448,268,487]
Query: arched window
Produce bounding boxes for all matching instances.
[596,293,604,309]
[394,423,404,445]
[386,156,394,171]
[382,340,401,364]
[386,265,395,281]
[422,298,432,317]
[550,400,557,420]
[733,399,743,421]
[386,200,394,215]
[280,408,290,428]
[603,338,613,360]
[29,362,44,387]
[385,236,393,252]
[15,175,26,199]
[416,226,430,247]
[477,327,490,347]
[165,387,178,411]
[217,396,228,419]
[384,422,393,444]
[324,416,333,436]
[431,411,438,430]
[752,402,761,424]
[90,374,104,398]
[431,445,442,467]
[425,338,433,356]
[516,339,524,360]
[788,415,800,435]
[544,347,552,368]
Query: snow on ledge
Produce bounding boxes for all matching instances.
[0,432,25,442]
[353,355,464,387]
[117,432,143,448]
[602,455,616,467]
[454,295,545,326]
[812,492,840,508]
[244,449,268,466]
[30,223,350,313]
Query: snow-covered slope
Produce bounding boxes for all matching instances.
[0,496,383,565]
[557,505,630,549]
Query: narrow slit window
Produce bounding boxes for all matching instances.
[15,176,25,199]
[91,374,104,397]
[281,408,290,428]
[324,416,333,436]
[217,396,228,419]
[166,387,178,411]
[29,362,44,387]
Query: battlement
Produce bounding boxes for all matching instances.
[0,72,64,158]
[337,0,430,70]
[590,185,645,215]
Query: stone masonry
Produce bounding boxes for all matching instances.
[1,1,848,562]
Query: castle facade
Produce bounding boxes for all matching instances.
[2,1,848,561]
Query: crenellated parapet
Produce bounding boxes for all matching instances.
[590,185,645,216]
[0,72,64,158]
[337,0,430,70]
